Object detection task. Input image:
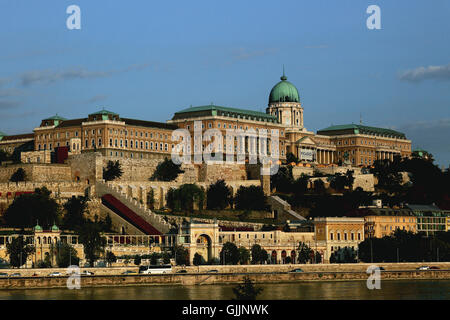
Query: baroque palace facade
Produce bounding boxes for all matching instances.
[0,72,411,166]
[0,73,416,265]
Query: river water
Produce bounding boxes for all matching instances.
[0,280,449,300]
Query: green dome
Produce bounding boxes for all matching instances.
[51,224,59,232]
[269,73,300,104]
[34,223,42,232]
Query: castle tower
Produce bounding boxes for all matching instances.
[266,69,304,131]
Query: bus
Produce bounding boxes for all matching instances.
[139,264,172,274]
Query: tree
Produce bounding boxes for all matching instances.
[260,249,269,264]
[134,255,142,266]
[6,236,35,268]
[10,168,26,182]
[270,165,294,193]
[193,253,205,266]
[234,186,268,211]
[297,242,312,264]
[251,244,267,264]
[232,276,263,300]
[286,152,299,164]
[150,253,160,265]
[313,179,326,194]
[162,251,171,264]
[105,251,117,267]
[315,251,322,264]
[150,157,184,181]
[220,242,240,265]
[206,180,232,210]
[78,222,106,266]
[56,243,79,268]
[3,187,61,229]
[174,246,189,265]
[370,159,402,193]
[103,160,123,181]
[63,196,88,230]
[166,184,205,213]
[238,247,250,265]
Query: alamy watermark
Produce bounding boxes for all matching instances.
[366,265,381,290]
[170,121,280,176]
[66,265,81,289]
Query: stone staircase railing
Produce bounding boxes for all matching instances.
[268,195,306,221]
[95,181,171,234]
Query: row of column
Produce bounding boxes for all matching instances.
[317,149,335,164]
[376,151,398,161]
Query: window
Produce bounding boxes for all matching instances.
[98,138,102,147]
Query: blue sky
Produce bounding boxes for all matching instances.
[0,0,449,166]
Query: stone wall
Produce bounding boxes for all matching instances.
[67,152,103,183]
[0,163,72,183]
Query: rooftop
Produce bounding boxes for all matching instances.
[172,104,277,122]
[318,124,407,139]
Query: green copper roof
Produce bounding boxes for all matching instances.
[0,131,6,141]
[89,108,118,116]
[43,114,67,121]
[318,124,407,139]
[34,223,43,232]
[173,104,277,122]
[51,224,60,232]
[269,72,300,104]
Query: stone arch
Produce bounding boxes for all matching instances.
[195,234,212,262]
[271,250,277,264]
[281,250,287,264]
[290,250,296,263]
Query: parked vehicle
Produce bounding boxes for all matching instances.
[139,265,172,274]
[378,267,386,271]
[9,273,21,277]
[48,272,62,277]
[176,270,188,274]
[417,266,430,270]
[289,268,304,273]
[207,270,219,273]
[429,266,440,270]
[0,273,8,277]
[81,271,94,275]
[121,270,137,275]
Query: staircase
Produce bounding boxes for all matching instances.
[268,195,306,220]
[96,181,171,234]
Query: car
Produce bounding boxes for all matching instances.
[81,271,94,275]
[48,272,63,277]
[121,270,137,275]
[207,270,219,273]
[378,267,386,271]
[289,268,304,273]
[176,270,188,274]
[429,266,440,270]
[0,273,8,277]
[417,266,430,271]
[9,273,21,277]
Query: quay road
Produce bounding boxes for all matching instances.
[1,265,450,289]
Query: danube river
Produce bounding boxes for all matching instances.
[0,280,449,300]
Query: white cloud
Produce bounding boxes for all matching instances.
[399,64,450,82]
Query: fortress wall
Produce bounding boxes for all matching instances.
[0,163,72,183]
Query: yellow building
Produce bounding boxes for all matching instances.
[314,217,365,262]
[364,215,417,238]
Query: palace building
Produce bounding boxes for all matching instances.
[0,72,412,166]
